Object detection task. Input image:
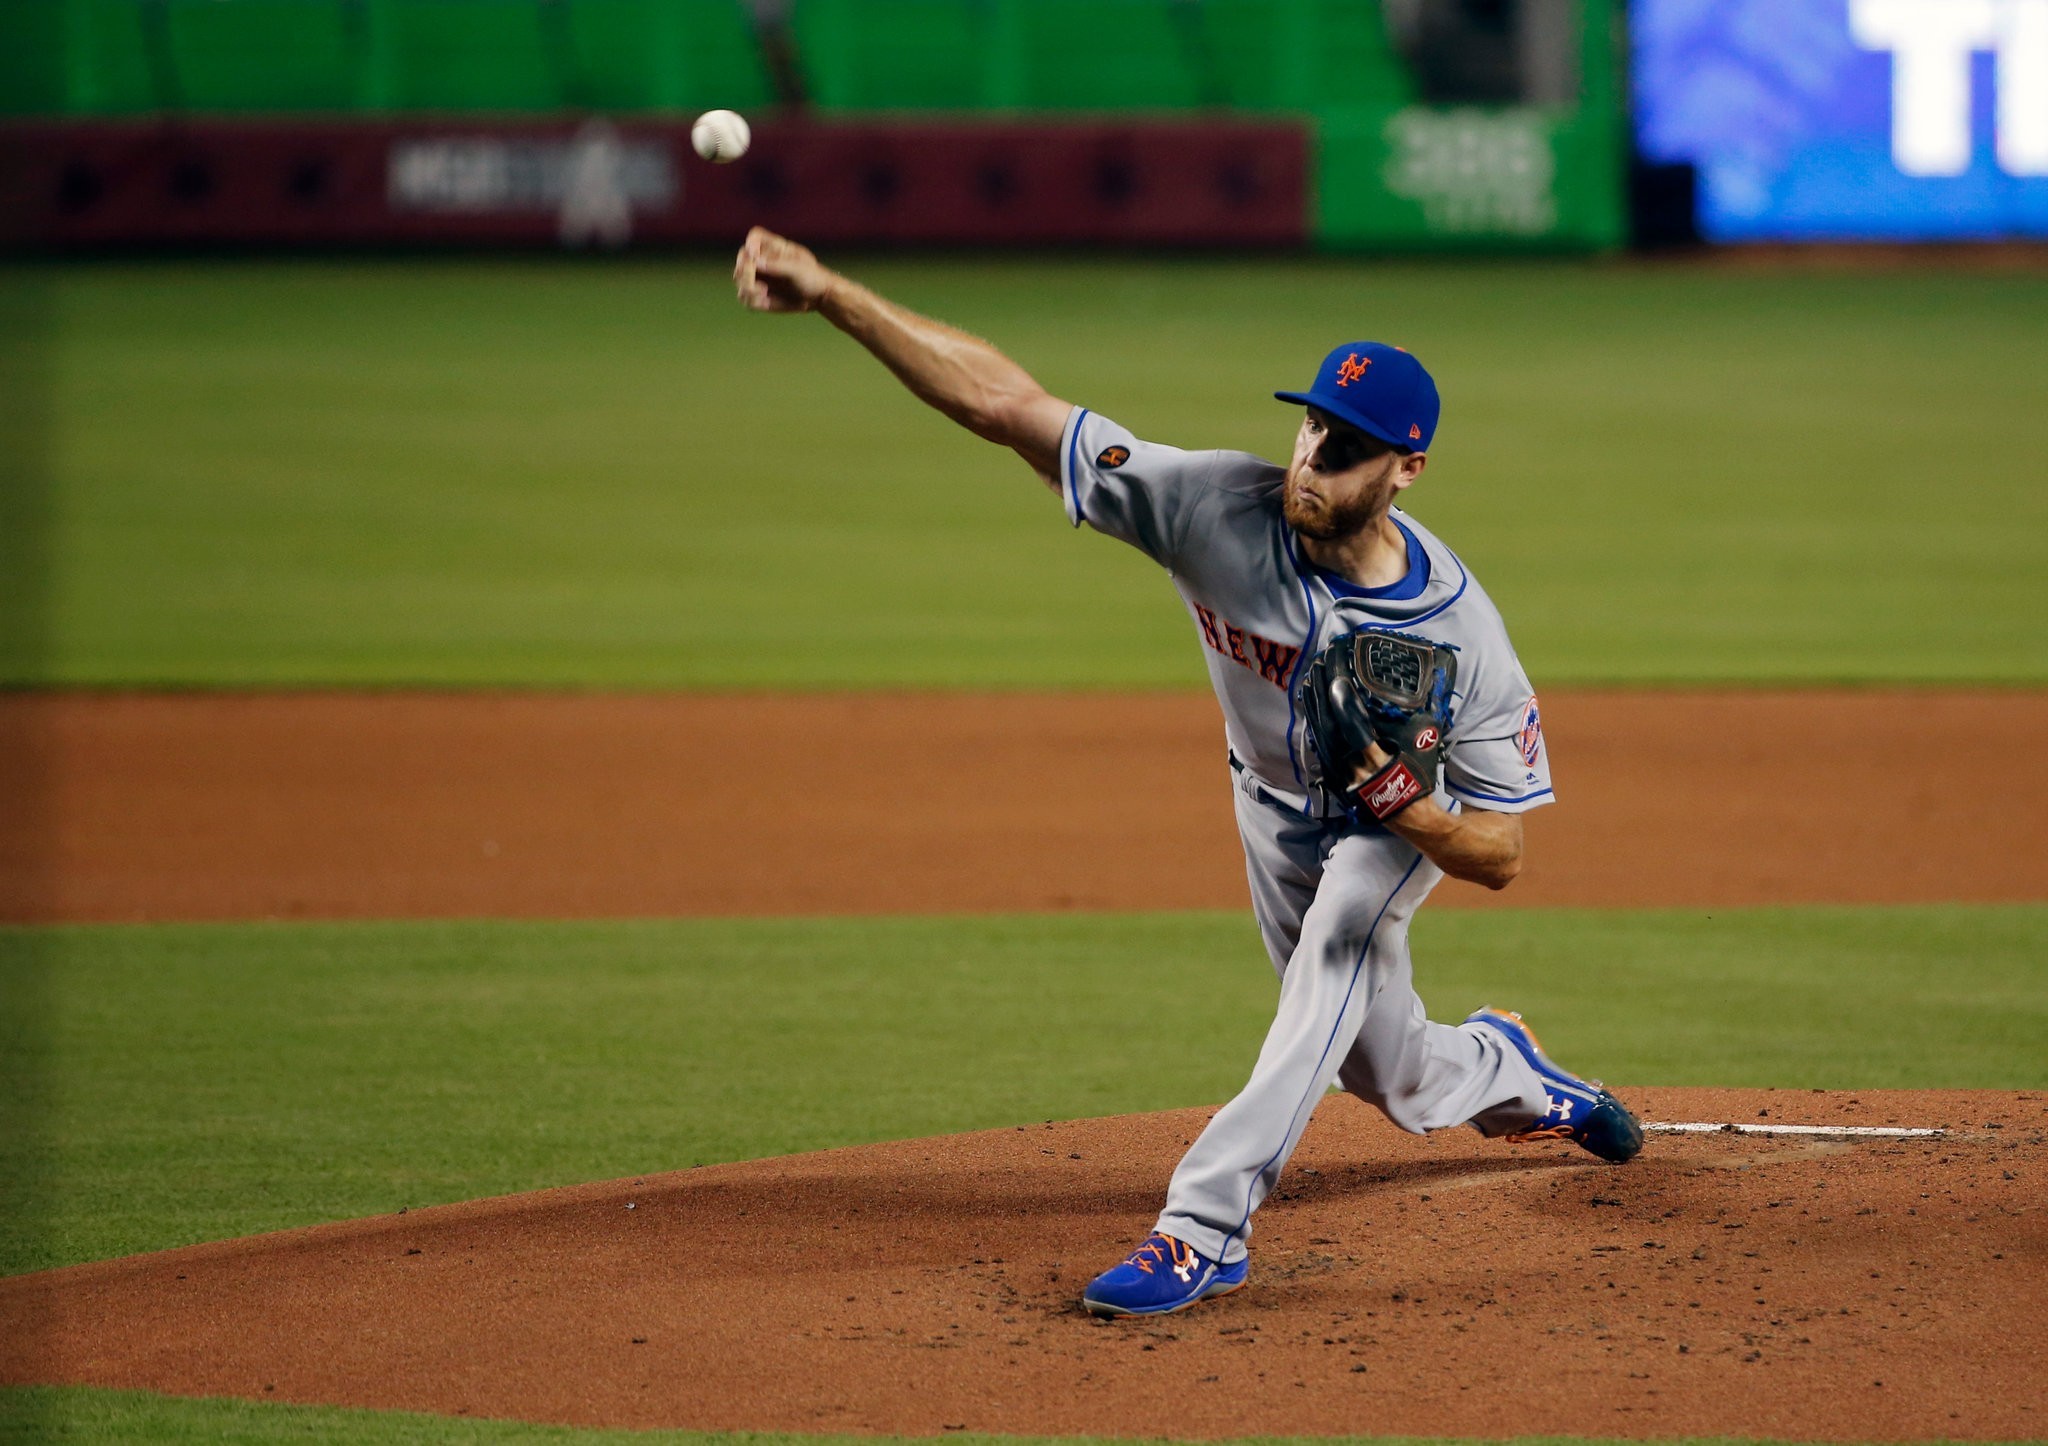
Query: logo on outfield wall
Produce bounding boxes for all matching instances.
[1849,0,2048,177]
[1382,108,1558,237]
[388,121,677,247]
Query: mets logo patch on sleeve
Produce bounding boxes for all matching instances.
[1516,695,1543,767]
[1096,445,1130,469]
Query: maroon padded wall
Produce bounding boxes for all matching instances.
[0,117,1309,249]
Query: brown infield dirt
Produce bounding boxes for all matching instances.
[3,1092,2042,1440]
[2,688,2046,1438]
[5,688,2048,922]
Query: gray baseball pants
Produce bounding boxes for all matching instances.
[1152,771,1550,1266]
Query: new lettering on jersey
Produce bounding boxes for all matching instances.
[1059,406,1553,818]
[1192,604,1299,687]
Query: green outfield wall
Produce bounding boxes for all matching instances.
[1314,3,1626,250]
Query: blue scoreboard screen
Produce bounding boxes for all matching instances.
[1632,0,2048,240]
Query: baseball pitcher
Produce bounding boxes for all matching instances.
[733,228,1643,1318]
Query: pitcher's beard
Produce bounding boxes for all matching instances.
[1283,465,1392,541]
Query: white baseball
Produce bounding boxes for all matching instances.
[691,110,750,164]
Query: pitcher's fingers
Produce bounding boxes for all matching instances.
[736,228,775,274]
[745,230,784,273]
[739,271,775,311]
[751,250,800,289]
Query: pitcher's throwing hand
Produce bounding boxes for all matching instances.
[734,227,832,313]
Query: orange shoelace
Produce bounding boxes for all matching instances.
[1504,1123,1576,1143]
[1125,1233,1195,1277]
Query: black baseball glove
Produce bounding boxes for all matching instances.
[1295,630,1458,822]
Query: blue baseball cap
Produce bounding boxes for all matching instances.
[1275,342,1440,451]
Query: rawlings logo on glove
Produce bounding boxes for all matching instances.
[1294,630,1458,823]
[1363,761,1424,816]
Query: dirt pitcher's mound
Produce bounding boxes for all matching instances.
[3,1090,2042,1440]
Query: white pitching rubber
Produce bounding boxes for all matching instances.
[1644,1121,1946,1139]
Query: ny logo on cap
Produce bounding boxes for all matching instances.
[1334,352,1371,388]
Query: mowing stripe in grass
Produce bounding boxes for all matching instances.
[15,259,2048,687]
[2,904,2041,1277]
[3,1385,2028,1446]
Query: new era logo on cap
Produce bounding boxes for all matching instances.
[1275,341,1441,452]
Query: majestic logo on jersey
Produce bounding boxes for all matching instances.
[1409,423,1422,441]
[1516,695,1543,767]
[1096,445,1130,469]
[1191,603,1299,688]
[1334,352,1371,388]
[1413,725,1440,751]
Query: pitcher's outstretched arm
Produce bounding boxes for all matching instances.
[735,227,1072,489]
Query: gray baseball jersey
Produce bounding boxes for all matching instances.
[1060,408,1553,821]
[1059,405,1556,1264]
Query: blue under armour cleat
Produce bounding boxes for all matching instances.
[1082,1232,1248,1318]
[1467,1007,1644,1164]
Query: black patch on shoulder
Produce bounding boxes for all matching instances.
[1096,445,1130,469]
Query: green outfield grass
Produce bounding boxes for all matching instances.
[6,258,2046,687]
[7,1391,2021,1446]
[13,1390,2006,1446]
[4,904,2041,1278]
